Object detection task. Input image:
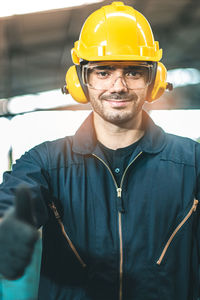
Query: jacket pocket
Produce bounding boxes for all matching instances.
[49,202,87,268]
[156,198,198,265]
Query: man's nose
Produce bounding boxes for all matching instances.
[109,76,128,93]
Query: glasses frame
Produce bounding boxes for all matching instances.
[81,61,154,90]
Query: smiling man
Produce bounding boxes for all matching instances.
[0,2,200,300]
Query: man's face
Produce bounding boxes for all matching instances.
[85,61,150,125]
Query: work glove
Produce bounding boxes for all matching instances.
[0,186,39,280]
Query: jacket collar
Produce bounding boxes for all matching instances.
[138,110,167,154]
[72,110,166,155]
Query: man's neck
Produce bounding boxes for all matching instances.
[93,111,145,150]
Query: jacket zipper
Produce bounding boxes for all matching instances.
[156,198,198,265]
[49,202,87,268]
[92,151,143,300]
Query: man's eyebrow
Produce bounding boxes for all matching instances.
[89,65,146,72]
[124,66,143,70]
[91,66,115,70]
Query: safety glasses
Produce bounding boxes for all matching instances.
[82,61,154,90]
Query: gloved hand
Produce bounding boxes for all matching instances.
[0,186,39,279]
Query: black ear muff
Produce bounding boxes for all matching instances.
[147,62,173,102]
[64,65,88,103]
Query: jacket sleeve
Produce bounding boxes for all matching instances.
[0,142,51,228]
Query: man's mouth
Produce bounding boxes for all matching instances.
[105,99,131,102]
[104,99,132,107]
[100,92,137,102]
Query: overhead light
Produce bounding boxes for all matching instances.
[0,0,103,17]
[167,68,200,88]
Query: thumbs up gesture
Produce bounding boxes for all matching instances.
[0,186,39,279]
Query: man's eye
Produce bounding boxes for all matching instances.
[96,71,109,78]
[126,71,142,78]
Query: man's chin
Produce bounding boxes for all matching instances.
[101,111,136,125]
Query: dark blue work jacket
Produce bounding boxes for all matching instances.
[0,111,200,300]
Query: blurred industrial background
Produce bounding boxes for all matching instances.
[0,0,200,299]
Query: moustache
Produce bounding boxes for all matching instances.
[100,93,138,101]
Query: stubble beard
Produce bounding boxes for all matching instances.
[90,92,145,125]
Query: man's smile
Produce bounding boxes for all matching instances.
[103,98,133,108]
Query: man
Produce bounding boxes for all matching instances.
[0,2,200,300]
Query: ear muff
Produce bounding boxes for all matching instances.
[65,65,88,104]
[147,62,173,102]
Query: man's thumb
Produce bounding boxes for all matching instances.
[15,185,36,226]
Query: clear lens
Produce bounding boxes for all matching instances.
[82,61,153,90]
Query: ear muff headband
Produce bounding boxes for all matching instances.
[146,62,157,101]
[64,62,172,103]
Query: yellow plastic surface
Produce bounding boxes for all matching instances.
[66,66,88,103]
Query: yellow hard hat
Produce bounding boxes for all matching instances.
[71,1,162,64]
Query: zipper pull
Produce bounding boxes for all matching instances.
[116,188,125,213]
[49,202,61,219]
[117,188,122,197]
[193,199,198,212]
